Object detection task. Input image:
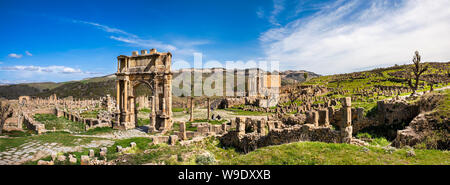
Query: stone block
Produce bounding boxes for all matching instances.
[51,151,57,161]
[57,155,66,162]
[236,117,246,135]
[80,155,90,165]
[130,142,137,148]
[318,109,329,126]
[69,155,77,164]
[100,151,106,157]
[342,97,352,107]
[169,135,178,145]
[89,149,95,158]
[116,146,123,152]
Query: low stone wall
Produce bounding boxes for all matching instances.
[377,99,419,126]
[218,98,246,109]
[22,112,46,134]
[220,124,340,153]
[58,108,112,131]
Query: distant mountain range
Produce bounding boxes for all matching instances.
[0,69,320,99]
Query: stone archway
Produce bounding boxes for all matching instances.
[115,49,173,132]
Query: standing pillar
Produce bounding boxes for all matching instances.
[189,97,194,122]
[207,98,211,121]
[124,80,128,123]
[318,109,330,127]
[236,117,246,136]
[341,97,352,143]
[257,119,266,136]
[150,96,156,131]
[180,121,187,140]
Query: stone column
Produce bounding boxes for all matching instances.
[179,121,187,140]
[341,97,352,143]
[207,98,211,121]
[257,119,266,136]
[267,121,274,131]
[318,109,329,127]
[230,119,236,129]
[124,80,128,122]
[221,123,227,133]
[236,117,246,135]
[150,96,156,131]
[189,97,194,122]
[312,111,319,126]
[307,110,319,126]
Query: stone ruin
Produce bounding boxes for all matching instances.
[3,93,116,134]
[115,49,173,132]
[219,97,365,153]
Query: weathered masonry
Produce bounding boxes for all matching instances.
[115,49,173,131]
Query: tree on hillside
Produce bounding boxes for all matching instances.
[407,51,428,95]
[0,99,13,135]
[303,73,308,80]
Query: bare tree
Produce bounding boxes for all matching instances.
[407,51,428,95]
[0,99,13,135]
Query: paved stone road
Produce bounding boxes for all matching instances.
[0,139,114,165]
[75,128,151,139]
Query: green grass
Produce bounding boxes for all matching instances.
[301,62,449,113]
[140,107,186,113]
[0,130,33,137]
[80,110,99,119]
[224,108,271,116]
[0,131,101,152]
[172,107,185,112]
[34,114,85,133]
[187,119,227,125]
[356,132,391,147]
[82,127,114,135]
[86,137,450,165]
[139,108,151,113]
[220,141,450,165]
[0,137,28,152]
[21,135,450,165]
[31,132,99,146]
[436,89,450,121]
[137,118,149,127]
[172,122,198,132]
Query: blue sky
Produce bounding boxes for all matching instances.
[1,0,450,84]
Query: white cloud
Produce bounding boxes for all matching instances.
[8,53,23,59]
[73,20,137,38]
[0,65,101,75]
[25,51,32,56]
[72,19,211,55]
[260,0,450,75]
[110,36,177,51]
[256,7,265,19]
[269,0,285,26]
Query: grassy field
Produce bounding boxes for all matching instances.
[225,107,272,116]
[34,114,85,132]
[38,136,447,165]
[80,110,100,119]
[220,141,449,165]
[0,131,101,152]
[299,62,449,116]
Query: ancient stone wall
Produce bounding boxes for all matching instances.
[220,123,340,153]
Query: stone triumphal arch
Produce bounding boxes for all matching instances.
[115,49,173,132]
